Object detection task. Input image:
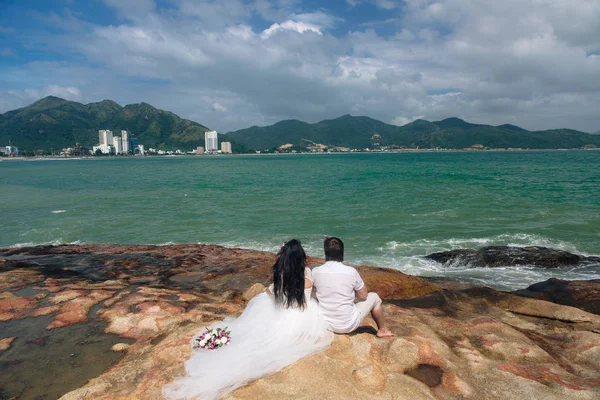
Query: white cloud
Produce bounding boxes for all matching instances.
[261,20,323,38]
[254,0,300,21]
[291,11,341,29]
[103,0,156,20]
[260,10,340,38]
[373,0,399,10]
[346,0,399,9]
[2,0,600,134]
[391,115,425,126]
[178,0,251,27]
[43,85,83,101]
[212,102,227,112]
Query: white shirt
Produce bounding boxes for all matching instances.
[311,261,365,333]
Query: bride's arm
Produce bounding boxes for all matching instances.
[264,283,274,295]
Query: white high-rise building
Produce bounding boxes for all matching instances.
[205,131,218,152]
[121,130,130,153]
[113,136,123,154]
[221,142,232,154]
[98,130,113,146]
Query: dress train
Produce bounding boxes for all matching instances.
[163,289,333,400]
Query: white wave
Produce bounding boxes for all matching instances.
[213,240,280,254]
[214,235,328,257]
[341,234,600,291]
[8,240,83,248]
[382,233,586,255]
[395,261,600,291]
[409,209,455,217]
[51,210,67,214]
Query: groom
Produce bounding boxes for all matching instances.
[312,237,393,337]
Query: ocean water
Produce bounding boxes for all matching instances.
[1,151,599,290]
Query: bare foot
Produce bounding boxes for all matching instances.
[376,328,393,338]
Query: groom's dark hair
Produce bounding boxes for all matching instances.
[324,237,344,262]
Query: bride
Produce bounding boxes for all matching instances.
[163,239,334,400]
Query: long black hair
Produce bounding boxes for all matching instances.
[273,239,307,309]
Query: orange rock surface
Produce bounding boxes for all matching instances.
[0,244,598,400]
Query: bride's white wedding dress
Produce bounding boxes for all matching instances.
[163,268,333,400]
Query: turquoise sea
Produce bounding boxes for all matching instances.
[1,151,599,290]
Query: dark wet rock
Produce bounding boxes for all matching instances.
[0,315,132,400]
[26,335,50,346]
[513,278,600,315]
[426,246,600,268]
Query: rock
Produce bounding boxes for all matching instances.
[405,364,444,387]
[46,290,114,330]
[242,283,265,301]
[111,343,130,352]
[49,290,83,303]
[513,278,600,315]
[355,264,439,299]
[426,246,600,268]
[0,269,45,291]
[0,292,15,300]
[0,337,16,351]
[352,365,386,392]
[26,336,50,346]
[1,244,599,400]
[0,294,38,321]
[507,300,600,323]
[231,290,600,399]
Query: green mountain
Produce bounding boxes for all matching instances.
[3,97,598,152]
[228,115,600,150]
[0,96,249,152]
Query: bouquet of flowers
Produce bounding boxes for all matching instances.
[191,327,231,351]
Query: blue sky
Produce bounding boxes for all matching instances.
[1,0,599,133]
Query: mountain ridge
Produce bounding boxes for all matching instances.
[2,96,599,152]
[227,114,600,150]
[0,96,249,152]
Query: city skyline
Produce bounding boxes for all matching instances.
[93,129,145,155]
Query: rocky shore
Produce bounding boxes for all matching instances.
[1,244,599,399]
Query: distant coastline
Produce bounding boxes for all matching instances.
[2,147,599,161]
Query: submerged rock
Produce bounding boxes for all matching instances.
[426,245,600,268]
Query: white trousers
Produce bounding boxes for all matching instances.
[355,292,382,322]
